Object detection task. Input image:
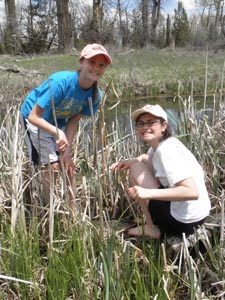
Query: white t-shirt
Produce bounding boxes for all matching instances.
[148,137,211,223]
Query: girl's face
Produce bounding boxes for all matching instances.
[79,54,108,84]
[135,113,167,149]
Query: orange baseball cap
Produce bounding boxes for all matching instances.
[80,43,112,65]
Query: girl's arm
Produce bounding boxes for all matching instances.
[58,113,82,172]
[28,103,57,135]
[64,113,82,147]
[28,103,69,153]
[127,177,199,202]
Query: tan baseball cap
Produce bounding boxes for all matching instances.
[131,104,168,122]
[80,43,112,65]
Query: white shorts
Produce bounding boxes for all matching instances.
[20,114,64,166]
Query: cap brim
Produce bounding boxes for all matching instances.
[81,52,112,65]
[131,109,148,121]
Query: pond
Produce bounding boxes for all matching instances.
[78,94,220,157]
[103,95,217,135]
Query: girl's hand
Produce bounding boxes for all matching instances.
[59,154,76,177]
[56,129,69,152]
[111,159,136,173]
[127,186,151,201]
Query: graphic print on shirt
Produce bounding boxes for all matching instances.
[55,98,91,118]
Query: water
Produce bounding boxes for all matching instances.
[104,96,216,135]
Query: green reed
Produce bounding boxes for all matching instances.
[0,99,224,299]
[0,60,225,298]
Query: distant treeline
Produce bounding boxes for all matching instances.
[0,0,225,54]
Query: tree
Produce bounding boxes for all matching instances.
[92,0,103,42]
[166,14,172,47]
[115,0,130,47]
[115,0,123,47]
[78,0,113,44]
[141,0,149,47]
[150,0,161,44]
[130,8,143,47]
[222,14,225,37]
[56,0,72,53]
[214,0,224,28]
[173,1,190,46]
[4,0,18,53]
[22,0,57,53]
[195,0,225,39]
[192,0,225,48]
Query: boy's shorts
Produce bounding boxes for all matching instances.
[20,114,62,166]
[148,186,205,236]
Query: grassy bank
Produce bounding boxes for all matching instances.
[0,48,224,105]
[0,50,224,299]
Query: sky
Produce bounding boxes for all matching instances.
[163,0,197,14]
[124,0,198,15]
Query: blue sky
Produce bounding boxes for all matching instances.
[84,0,198,16]
[164,0,197,13]
[125,0,198,15]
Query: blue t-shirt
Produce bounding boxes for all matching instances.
[20,71,102,128]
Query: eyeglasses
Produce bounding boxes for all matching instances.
[135,119,161,129]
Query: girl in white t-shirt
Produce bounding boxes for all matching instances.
[111,104,211,239]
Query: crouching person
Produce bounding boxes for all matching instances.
[111,104,211,239]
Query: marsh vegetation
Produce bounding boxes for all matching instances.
[0,49,224,299]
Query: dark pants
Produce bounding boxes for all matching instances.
[148,200,205,237]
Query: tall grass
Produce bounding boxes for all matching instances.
[0,51,225,299]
